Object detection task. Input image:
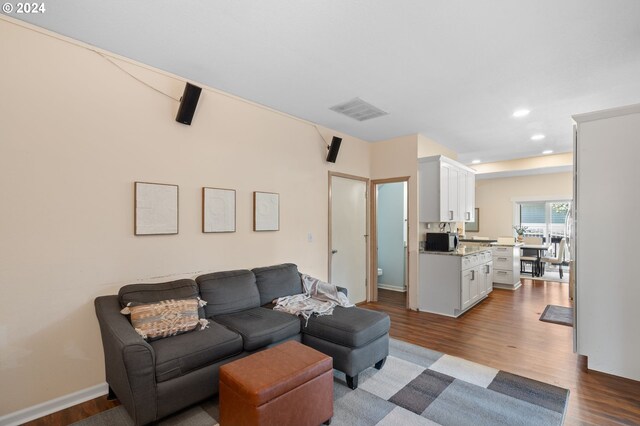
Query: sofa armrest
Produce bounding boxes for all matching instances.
[95,295,158,425]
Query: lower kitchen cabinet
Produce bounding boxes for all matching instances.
[491,244,522,290]
[419,249,493,317]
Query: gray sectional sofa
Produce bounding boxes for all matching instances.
[95,263,390,425]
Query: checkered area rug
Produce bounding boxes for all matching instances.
[74,339,569,426]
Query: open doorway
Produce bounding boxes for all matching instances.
[371,177,409,307]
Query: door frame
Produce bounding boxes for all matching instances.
[328,172,370,299]
[370,176,411,306]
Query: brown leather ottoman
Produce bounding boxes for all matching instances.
[219,340,333,426]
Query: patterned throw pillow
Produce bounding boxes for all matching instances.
[121,298,208,341]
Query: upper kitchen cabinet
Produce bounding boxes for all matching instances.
[418,155,476,222]
[464,170,476,222]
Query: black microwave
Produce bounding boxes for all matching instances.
[425,232,458,252]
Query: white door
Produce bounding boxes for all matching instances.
[330,176,367,304]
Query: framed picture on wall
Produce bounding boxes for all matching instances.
[466,208,480,232]
[202,187,236,233]
[253,191,279,231]
[134,182,179,235]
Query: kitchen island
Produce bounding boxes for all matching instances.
[418,246,493,317]
[490,242,523,290]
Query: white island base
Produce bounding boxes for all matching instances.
[418,249,493,317]
[491,244,522,290]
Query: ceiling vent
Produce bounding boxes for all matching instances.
[329,97,388,122]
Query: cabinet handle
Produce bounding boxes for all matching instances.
[498,257,507,261]
[485,265,490,273]
[471,270,475,280]
[449,210,454,220]
[497,271,507,275]
[466,212,470,220]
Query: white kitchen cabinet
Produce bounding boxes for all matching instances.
[478,260,493,297]
[443,163,460,221]
[418,249,492,317]
[491,244,521,290]
[460,268,473,310]
[464,171,476,222]
[418,155,475,223]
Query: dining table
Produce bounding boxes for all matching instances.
[520,243,551,277]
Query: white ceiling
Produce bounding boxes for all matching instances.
[8,0,640,163]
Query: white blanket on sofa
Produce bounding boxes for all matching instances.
[273,274,354,322]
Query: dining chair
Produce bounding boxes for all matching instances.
[520,254,538,275]
[521,236,542,275]
[541,238,568,278]
[523,236,543,244]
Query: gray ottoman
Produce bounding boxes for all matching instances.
[302,306,390,389]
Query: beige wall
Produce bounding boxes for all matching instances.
[471,152,572,174]
[370,135,419,309]
[0,18,371,415]
[417,134,458,160]
[369,134,461,309]
[467,173,573,239]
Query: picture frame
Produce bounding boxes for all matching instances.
[202,187,236,233]
[253,191,279,231]
[134,182,179,235]
[466,207,480,232]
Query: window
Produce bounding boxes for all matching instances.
[515,199,572,258]
[519,202,546,237]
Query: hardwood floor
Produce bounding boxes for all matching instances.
[367,281,640,426]
[24,279,640,425]
[22,396,119,426]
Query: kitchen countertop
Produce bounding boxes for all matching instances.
[490,242,524,247]
[458,238,498,243]
[419,245,492,257]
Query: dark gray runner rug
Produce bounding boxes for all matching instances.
[540,305,574,327]
[73,339,569,426]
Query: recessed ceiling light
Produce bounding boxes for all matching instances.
[542,150,553,155]
[531,134,545,141]
[471,160,481,164]
[512,109,530,118]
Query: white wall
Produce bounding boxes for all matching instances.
[575,105,640,381]
[0,18,371,415]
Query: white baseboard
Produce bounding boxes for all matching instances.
[492,281,522,291]
[0,382,108,426]
[377,283,407,292]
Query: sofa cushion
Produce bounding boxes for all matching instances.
[214,307,301,351]
[150,320,243,383]
[196,269,260,316]
[302,306,390,348]
[252,263,303,306]
[118,279,204,318]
